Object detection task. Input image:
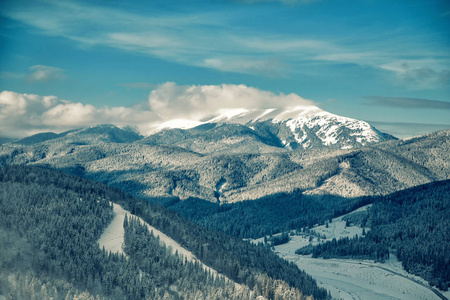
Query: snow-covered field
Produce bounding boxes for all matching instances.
[279,253,442,300]
[253,205,370,250]
[252,205,448,300]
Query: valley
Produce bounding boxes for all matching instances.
[0,120,449,299]
[252,205,448,300]
[281,255,444,300]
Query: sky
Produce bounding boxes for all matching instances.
[0,0,449,138]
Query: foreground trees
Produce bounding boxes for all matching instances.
[0,165,328,299]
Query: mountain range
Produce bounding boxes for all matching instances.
[1,118,447,204]
[1,106,449,296]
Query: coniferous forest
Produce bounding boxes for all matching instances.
[0,165,328,299]
[163,191,371,239]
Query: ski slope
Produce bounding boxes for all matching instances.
[99,203,224,278]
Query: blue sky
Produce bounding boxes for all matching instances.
[1,0,449,138]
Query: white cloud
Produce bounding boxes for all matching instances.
[43,102,97,126]
[0,65,66,83]
[148,82,314,121]
[203,57,284,75]
[0,90,159,138]
[28,65,66,82]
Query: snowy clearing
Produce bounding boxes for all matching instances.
[98,203,128,255]
[253,204,371,250]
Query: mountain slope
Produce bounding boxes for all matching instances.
[0,165,328,299]
[139,123,285,154]
[13,132,62,145]
[0,137,16,145]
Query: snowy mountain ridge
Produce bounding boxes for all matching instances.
[156,105,395,149]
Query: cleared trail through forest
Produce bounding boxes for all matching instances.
[98,203,224,278]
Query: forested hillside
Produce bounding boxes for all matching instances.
[0,128,447,204]
[167,191,371,238]
[138,123,285,154]
[0,165,328,299]
[0,129,448,244]
[296,180,450,290]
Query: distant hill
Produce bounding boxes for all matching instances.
[13,124,142,146]
[0,137,15,145]
[138,123,285,154]
[13,132,62,145]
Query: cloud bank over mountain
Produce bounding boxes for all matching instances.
[0,83,315,138]
[1,83,447,139]
[148,82,314,121]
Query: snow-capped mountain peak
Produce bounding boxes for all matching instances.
[210,106,394,149]
[277,108,385,148]
[154,105,395,149]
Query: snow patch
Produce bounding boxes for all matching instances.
[252,108,276,122]
[272,105,322,123]
[157,119,204,130]
[206,108,249,123]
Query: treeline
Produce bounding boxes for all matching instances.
[0,165,329,299]
[369,180,450,290]
[168,191,372,238]
[297,180,450,290]
[296,235,389,261]
[266,232,291,246]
